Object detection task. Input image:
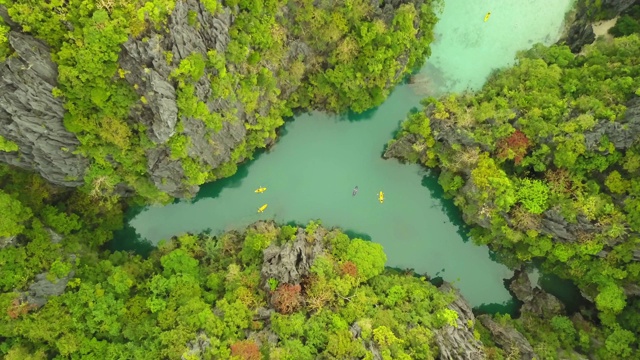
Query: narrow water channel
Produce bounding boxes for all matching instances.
[114,0,575,308]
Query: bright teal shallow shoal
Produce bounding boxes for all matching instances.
[122,0,574,307]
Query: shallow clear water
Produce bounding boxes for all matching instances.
[118,0,575,308]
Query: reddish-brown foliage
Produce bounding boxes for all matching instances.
[271,283,302,314]
[230,341,261,360]
[545,168,572,194]
[7,298,36,319]
[340,261,358,278]
[299,274,316,295]
[496,130,531,164]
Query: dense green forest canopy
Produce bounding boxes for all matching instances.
[0,221,464,358]
[4,220,623,360]
[389,33,640,358]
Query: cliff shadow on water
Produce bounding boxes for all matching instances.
[534,263,592,314]
[109,205,155,258]
[340,229,373,242]
[474,296,521,317]
[335,104,379,122]
[281,220,374,242]
[420,170,473,243]
[192,157,254,203]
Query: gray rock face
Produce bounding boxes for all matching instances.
[260,226,325,290]
[477,315,537,360]
[585,97,640,151]
[383,133,421,162]
[623,283,640,297]
[118,1,235,145]
[118,1,272,197]
[181,330,211,360]
[145,146,197,197]
[0,235,18,249]
[561,0,639,53]
[509,269,536,303]
[601,0,639,14]
[0,31,88,187]
[25,270,75,308]
[435,283,486,360]
[508,269,565,318]
[0,5,18,29]
[21,229,74,307]
[247,328,279,349]
[565,22,596,53]
[540,208,574,241]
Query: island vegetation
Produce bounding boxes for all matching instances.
[608,5,640,37]
[1,0,640,359]
[387,32,640,358]
[0,0,440,200]
[1,218,508,359]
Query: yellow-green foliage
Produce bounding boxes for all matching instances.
[0,17,9,61]
[0,135,19,152]
[0,164,123,293]
[0,222,459,358]
[395,34,640,358]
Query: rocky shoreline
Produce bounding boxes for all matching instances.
[558,0,639,53]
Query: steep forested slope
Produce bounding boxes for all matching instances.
[0,0,440,200]
[386,34,640,358]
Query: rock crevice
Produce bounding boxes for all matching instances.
[0,31,88,187]
[434,283,486,360]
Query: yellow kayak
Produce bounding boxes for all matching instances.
[484,12,491,22]
[258,204,268,213]
[378,191,384,204]
[255,187,267,193]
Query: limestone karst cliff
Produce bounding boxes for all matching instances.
[0,31,88,187]
[0,0,438,199]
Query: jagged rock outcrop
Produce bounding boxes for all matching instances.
[115,0,327,197]
[24,269,75,308]
[601,0,639,13]
[349,323,384,360]
[508,269,565,318]
[21,229,75,307]
[0,30,88,187]
[0,235,18,249]
[383,133,421,162]
[585,96,640,151]
[119,2,248,197]
[564,21,596,53]
[539,209,598,243]
[181,330,212,360]
[260,225,325,291]
[560,0,639,53]
[434,283,486,360]
[246,328,279,349]
[477,315,538,360]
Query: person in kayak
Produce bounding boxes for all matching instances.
[352,186,359,196]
